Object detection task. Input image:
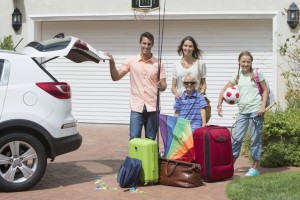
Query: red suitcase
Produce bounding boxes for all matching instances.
[193,125,234,181]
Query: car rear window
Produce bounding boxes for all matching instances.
[25,38,71,52]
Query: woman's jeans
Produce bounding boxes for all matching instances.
[129,105,158,140]
[232,112,264,161]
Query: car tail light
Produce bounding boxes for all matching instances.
[36,82,71,99]
[74,40,89,50]
[61,121,77,129]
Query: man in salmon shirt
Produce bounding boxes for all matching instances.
[106,32,167,140]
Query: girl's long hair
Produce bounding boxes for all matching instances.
[236,51,255,84]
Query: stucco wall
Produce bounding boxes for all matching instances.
[1,1,299,34]
[1,1,299,46]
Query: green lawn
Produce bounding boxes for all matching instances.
[226,172,300,200]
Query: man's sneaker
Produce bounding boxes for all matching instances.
[245,168,260,176]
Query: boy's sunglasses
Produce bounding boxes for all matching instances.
[183,81,196,86]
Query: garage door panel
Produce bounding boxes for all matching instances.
[42,19,273,126]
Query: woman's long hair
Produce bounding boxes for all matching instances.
[177,36,203,59]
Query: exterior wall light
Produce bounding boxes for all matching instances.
[287,2,299,29]
[12,8,22,32]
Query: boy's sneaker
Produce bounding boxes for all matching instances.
[245,168,260,176]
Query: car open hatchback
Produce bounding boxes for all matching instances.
[0,34,104,192]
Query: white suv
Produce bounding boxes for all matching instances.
[0,34,103,192]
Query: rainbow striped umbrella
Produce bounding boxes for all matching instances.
[159,114,195,162]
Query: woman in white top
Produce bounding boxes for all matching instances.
[172,36,207,98]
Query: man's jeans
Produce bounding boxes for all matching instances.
[129,105,158,140]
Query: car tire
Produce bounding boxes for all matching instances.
[0,132,47,192]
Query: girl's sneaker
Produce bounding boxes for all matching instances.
[245,168,260,176]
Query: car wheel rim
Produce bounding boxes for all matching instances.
[0,141,39,183]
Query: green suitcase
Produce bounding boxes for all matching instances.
[129,138,158,185]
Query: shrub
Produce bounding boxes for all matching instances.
[260,107,300,167]
[260,142,294,167]
[0,35,14,50]
[279,33,300,110]
[255,34,300,168]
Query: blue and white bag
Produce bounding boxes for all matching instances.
[117,156,142,188]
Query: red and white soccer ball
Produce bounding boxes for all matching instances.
[223,86,240,105]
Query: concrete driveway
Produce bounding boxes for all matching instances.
[1,124,299,200]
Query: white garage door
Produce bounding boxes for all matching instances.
[42,19,273,127]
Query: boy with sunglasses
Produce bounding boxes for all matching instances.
[174,72,207,132]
